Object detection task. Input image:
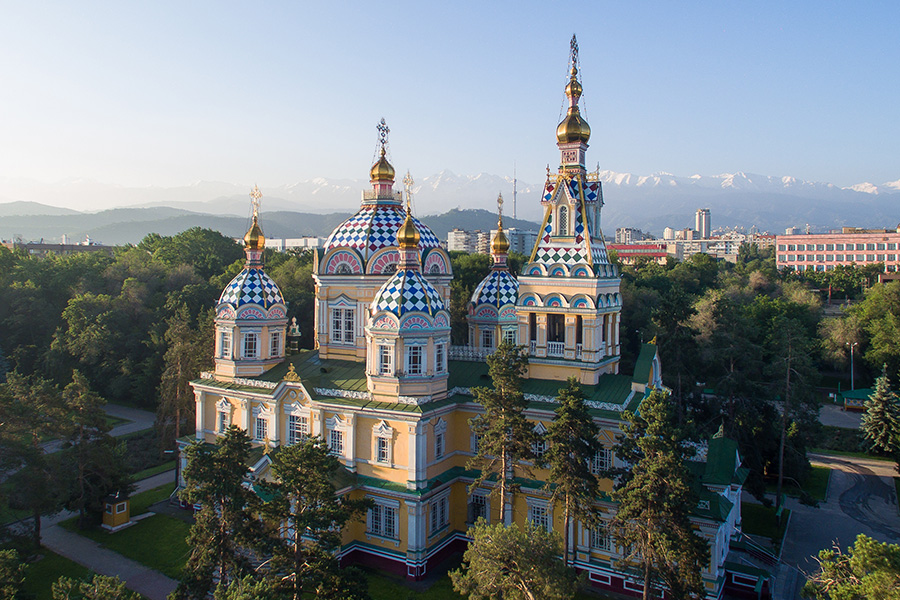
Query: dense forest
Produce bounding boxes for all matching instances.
[1,229,897,497]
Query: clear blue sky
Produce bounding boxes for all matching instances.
[1,1,897,191]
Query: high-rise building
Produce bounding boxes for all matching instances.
[695,208,711,239]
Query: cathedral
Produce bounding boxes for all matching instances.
[185,38,763,599]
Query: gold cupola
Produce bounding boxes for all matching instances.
[370,147,396,182]
[491,193,510,255]
[243,185,266,251]
[397,201,420,249]
[556,63,591,144]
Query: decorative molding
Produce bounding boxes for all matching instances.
[448,386,626,413]
[233,377,277,390]
[314,387,372,401]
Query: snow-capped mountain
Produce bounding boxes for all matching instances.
[1,170,898,235]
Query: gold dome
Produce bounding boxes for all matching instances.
[244,214,265,250]
[492,225,510,254]
[557,65,591,144]
[370,148,396,182]
[556,110,591,144]
[397,206,420,249]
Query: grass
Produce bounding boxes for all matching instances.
[62,513,191,579]
[810,447,898,462]
[132,460,176,481]
[104,414,130,429]
[742,502,790,544]
[765,465,832,501]
[0,482,31,526]
[130,482,176,515]
[22,548,93,600]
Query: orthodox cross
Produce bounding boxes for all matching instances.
[570,34,579,70]
[404,171,414,212]
[250,185,262,217]
[377,118,390,149]
[497,192,504,219]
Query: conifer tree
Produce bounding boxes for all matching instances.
[468,341,537,525]
[544,376,601,566]
[611,389,709,600]
[450,520,577,600]
[862,365,900,455]
[259,438,371,600]
[175,426,263,599]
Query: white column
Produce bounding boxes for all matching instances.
[242,399,252,434]
[272,401,281,445]
[347,413,357,472]
[194,390,206,440]
[407,420,427,490]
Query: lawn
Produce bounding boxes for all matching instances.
[22,548,93,600]
[132,460,177,481]
[742,502,790,545]
[104,414,130,429]
[62,513,191,579]
[131,482,176,515]
[0,482,31,526]
[765,465,831,501]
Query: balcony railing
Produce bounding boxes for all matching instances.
[449,345,493,362]
[576,343,583,360]
[529,340,536,354]
[547,342,565,358]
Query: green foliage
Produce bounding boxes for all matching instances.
[52,574,140,600]
[826,282,900,379]
[259,437,371,600]
[449,520,578,600]
[0,549,26,599]
[467,342,536,524]
[212,576,281,600]
[175,426,263,598]
[861,366,900,454]
[611,390,709,600]
[803,534,900,600]
[543,377,601,564]
[58,371,133,528]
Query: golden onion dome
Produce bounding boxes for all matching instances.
[565,66,583,100]
[557,108,591,144]
[492,225,510,254]
[397,209,420,249]
[370,148,396,182]
[243,214,265,250]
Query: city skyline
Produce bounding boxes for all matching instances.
[2,1,898,210]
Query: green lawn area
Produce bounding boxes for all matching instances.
[742,502,790,544]
[62,513,191,579]
[132,460,177,482]
[765,465,831,501]
[0,482,31,526]
[131,482,176,515]
[22,549,93,600]
[104,414,130,429]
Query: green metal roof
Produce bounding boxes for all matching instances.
[632,343,657,385]
[839,388,874,401]
[704,435,740,486]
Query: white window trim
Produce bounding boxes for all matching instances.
[468,489,490,525]
[376,341,395,376]
[405,344,425,376]
[326,415,349,458]
[434,342,447,374]
[330,305,356,346]
[218,329,232,359]
[525,496,552,532]
[429,488,451,537]
[532,421,547,459]
[252,403,274,442]
[215,398,233,434]
[373,420,394,466]
[365,495,401,544]
[242,331,260,359]
[270,330,282,358]
[433,418,448,460]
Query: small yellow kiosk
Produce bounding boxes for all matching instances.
[101,491,131,531]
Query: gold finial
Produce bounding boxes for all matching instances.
[404,171,414,208]
[491,192,510,255]
[557,35,590,144]
[370,118,396,182]
[283,363,301,382]
[397,191,420,250]
[649,335,657,345]
[243,186,265,250]
[263,435,271,454]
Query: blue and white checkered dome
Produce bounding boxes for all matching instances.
[325,204,441,260]
[218,267,285,309]
[471,270,519,309]
[371,268,446,317]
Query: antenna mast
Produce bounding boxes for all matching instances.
[513,162,517,220]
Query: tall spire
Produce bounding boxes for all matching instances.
[556,35,591,170]
[397,172,420,269]
[243,185,265,265]
[370,118,396,196]
[491,192,510,268]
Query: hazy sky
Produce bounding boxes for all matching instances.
[1,1,898,191]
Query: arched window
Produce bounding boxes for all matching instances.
[558,205,568,235]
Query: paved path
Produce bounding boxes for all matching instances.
[42,522,178,600]
[780,453,899,575]
[38,469,179,600]
[105,403,156,437]
[818,404,862,429]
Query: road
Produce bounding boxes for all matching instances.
[780,452,899,574]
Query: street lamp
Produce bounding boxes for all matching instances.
[846,342,859,391]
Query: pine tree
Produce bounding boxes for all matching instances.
[467,341,537,525]
[862,365,900,455]
[611,390,709,600]
[544,377,601,566]
[175,426,264,599]
[259,438,371,600]
[450,520,578,600]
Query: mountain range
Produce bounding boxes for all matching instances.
[1,170,899,244]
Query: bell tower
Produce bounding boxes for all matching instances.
[516,35,621,385]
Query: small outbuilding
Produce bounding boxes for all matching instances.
[101,491,131,531]
[840,388,874,412]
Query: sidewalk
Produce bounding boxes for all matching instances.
[39,469,179,600]
[105,404,156,437]
[41,523,177,600]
